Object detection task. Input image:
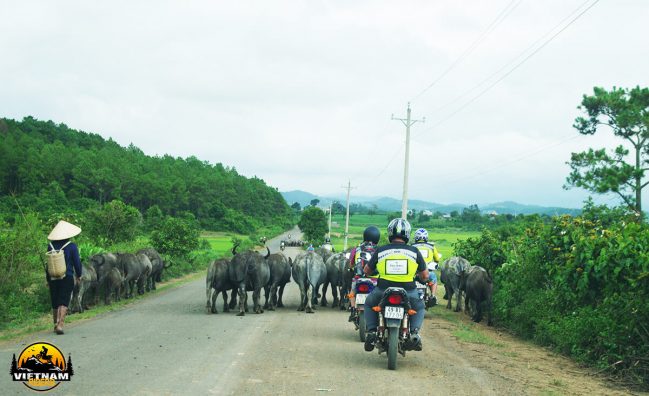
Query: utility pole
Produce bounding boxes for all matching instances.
[341,180,355,251]
[327,202,332,238]
[392,102,425,219]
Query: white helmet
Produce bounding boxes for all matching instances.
[414,228,428,243]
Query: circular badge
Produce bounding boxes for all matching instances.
[10,342,73,391]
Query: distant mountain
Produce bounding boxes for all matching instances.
[280,190,580,216]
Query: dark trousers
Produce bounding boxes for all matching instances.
[49,276,74,309]
[364,287,425,332]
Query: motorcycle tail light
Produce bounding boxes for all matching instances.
[387,294,402,305]
[357,284,369,293]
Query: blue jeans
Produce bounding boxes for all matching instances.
[364,287,425,333]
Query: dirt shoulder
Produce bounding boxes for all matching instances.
[423,305,643,396]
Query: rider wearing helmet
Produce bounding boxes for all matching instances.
[363,218,428,352]
[347,226,380,322]
[412,228,441,305]
[322,236,335,252]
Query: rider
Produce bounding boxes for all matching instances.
[363,218,428,352]
[321,237,335,252]
[412,228,441,305]
[306,244,315,252]
[347,226,380,322]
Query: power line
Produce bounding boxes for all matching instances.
[411,0,522,102]
[414,0,600,139]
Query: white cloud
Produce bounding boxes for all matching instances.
[1,0,648,209]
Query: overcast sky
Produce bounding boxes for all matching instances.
[2,0,648,208]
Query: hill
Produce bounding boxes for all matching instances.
[0,117,293,231]
[280,190,580,216]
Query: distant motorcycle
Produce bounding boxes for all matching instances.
[280,241,285,251]
[373,287,420,370]
[416,281,437,308]
[352,277,376,342]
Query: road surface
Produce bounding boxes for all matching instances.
[0,228,633,395]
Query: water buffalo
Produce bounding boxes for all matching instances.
[264,253,292,311]
[340,250,354,311]
[137,247,171,291]
[320,253,346,308]
[206,258,233,314]
[440,256,472,312]
[292,251,326,313]
[105,267,124,304]
[116,253,152,298]
[229,245,271,316]
[88,253,120,303]
[464,266,493,325]
[70,263,98,313]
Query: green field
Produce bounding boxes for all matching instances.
[200,231,248,256]
[328,214,479,257]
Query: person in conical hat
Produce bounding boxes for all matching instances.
[46,220,83,335]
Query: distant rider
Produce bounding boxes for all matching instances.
[412,228,440,304]
[363,218,428,352]
[306,244,315,252]
[321,237,335,252]
[347,226,380,322]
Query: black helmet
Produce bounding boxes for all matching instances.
[387,218,411,243]
[362,226,380,244]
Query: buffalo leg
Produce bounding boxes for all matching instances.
[320,281,329,307]
[263,285,271,310]
[277,284,286,308]
[237,285,246,316]
[221,290,229,313]
[210,288,219,314]
[305,283,314,313]
[253,287,264,314]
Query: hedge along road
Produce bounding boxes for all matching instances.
[0,228,632,395]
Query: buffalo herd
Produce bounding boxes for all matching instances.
[206,242,494,326]
[69,248,170,314]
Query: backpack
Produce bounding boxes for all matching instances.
[47,241,70,280]
[354,242,377,276]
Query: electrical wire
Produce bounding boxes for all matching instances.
[411,0,522,102]
[414,0,600,139]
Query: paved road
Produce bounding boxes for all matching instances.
[0,227,628,395]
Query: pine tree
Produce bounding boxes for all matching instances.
[11,354,17,373]
[66,355,74,376]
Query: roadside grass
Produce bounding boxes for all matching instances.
[0,232,245,342]
[433,299,503,348]
[0,271,203,342]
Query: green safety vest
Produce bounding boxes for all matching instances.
[412,242,436,265]
[376,248,419,283]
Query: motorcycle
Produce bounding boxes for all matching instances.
[352,277,376,342]
[373,287,420,370]
[416,280,437,308]
[280,241,285,251]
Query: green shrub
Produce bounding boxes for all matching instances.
[454,206,649,387]
[150,216,199,259]
[85,199,142,243]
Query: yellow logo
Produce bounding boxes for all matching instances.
[10,342,73,391]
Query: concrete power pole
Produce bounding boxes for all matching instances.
[327,202,332,238]
[392,102,425,219]
[342,180,355,251]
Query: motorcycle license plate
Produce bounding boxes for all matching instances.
[355,293,367,305]
[384,306,404,319]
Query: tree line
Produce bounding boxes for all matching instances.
[0,117,294,233]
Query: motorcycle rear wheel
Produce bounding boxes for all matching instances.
[358,312,366,342]
[387,328,398,370]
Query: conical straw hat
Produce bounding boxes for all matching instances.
[47,220,82,241]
